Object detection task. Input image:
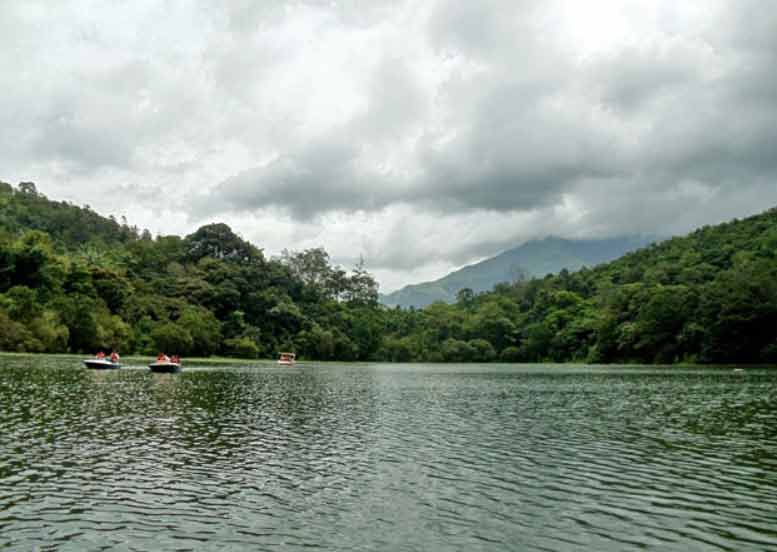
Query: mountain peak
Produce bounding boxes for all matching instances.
[380,236,654,308]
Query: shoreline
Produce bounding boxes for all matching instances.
[1,351,775,369]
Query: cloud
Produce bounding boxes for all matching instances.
[199,0,777,224]
[1,0,777,291]
[192,137,393,218]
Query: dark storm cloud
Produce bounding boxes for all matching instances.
[198,54,428,218]
[409,80,619,213]
[203,0,598,218]
[206,0,777,230]
[192,137,396,218]
[30,95,137,171]
[589,42,705,112]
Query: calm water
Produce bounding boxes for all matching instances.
[1,357,776,551]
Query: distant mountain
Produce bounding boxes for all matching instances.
[380,236,655,308]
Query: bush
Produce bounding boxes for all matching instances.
[500,346,522,362]
[441,338,476,362]
[0,309,43,352]
[223,336,259,358]
[468,339,496,362]
[151,322,193,355]
[29,311,69,352]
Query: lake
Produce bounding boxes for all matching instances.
[1,356,776,551]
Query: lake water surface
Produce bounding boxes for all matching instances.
[1,356,776,551]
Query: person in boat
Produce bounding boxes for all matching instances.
[171,354,180,364]
[96,351,106,359]
[110,351,120,363]
[156,352,170,363]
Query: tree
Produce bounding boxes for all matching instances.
[4,177,777,365]
[456,288,475,308]
[12,231,57,291]
[28,311,69,352]
[0,308,42,352]
[468,338,496,362]
[520,322,553,362]
[699,258,777,362]
[466,301,517,351]
[441,338,476,362]
[345,256,379,305]
[500,346,522,362]
[0,240,14,291]
[178,306,222,356]
[281,247,336,297]
[6,285,37,322]
[96,309,133,351]
[18,181,38,196]
[53,294,99,353]
[224,336,259,358]
[634,285,697,363]
[185,223,262,264]
[151,322,193,355]
[91,267,131,312]
[380,336,416,362]
[298,324,336,360]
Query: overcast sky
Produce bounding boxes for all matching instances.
[2,1,776,291]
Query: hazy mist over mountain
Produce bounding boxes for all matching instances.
[381,236,654,308]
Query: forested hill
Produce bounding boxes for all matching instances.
[376,206,777,364]
[0,182,381,359]
[1,180,776,364]
[380,236,652,308]
[0,181,142,247]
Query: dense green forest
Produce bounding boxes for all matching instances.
[1,181,776,364]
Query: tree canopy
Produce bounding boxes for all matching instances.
[1,181,776,364]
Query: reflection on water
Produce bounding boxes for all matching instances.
[1,357,776,550]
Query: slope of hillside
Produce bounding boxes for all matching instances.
[377,206,777,364]
[381,236,654,308]
[0,182,380,360]
[0,181,141,247]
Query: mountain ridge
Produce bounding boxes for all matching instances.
[380,236,656,308]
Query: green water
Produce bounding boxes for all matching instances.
[1,356,776,551]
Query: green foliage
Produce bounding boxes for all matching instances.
[500,346,522,362]
[223,336,259,358]
[298,324,336,360]
[468,339,496,362]
[6,285,37,321]
[379,336,416,362]
[53,294,99,353]
[178,306,222,356]
[28,311,69,352]
[376,206,777,364]
[96,308,133,351]
[0,183,387,360]
[151,322,193,355]
[441,338,476,362]
[0,308,43,352]
[185,223,262,264]
[2,181,777,364]
[91,267,131,312]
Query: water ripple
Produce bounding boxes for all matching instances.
[1,359,776,550]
